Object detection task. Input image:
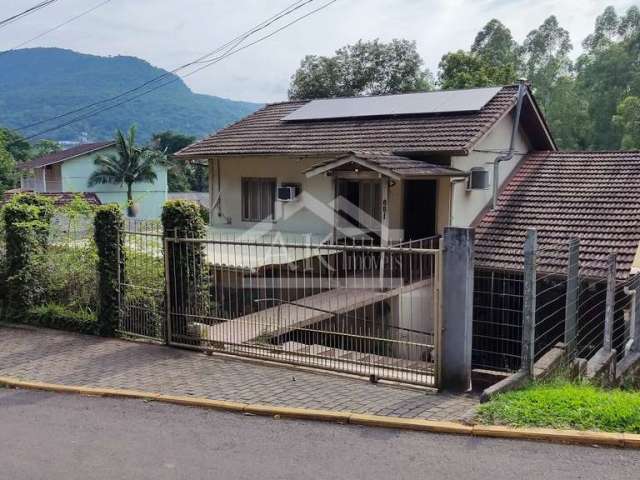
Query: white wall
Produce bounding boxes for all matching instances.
[61,147,168,219]
[449,111,531,227]
[210,155,335,237]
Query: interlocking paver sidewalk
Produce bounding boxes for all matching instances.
[0,325,478,420]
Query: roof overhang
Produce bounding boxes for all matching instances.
[304,152,467,180]
[17,142,115,171]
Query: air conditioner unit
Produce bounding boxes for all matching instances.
[277,185,299,202]
[467,167,489,191]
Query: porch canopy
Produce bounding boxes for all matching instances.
[303,151,466,180]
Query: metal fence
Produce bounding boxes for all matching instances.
[473,229,639,374]
[117,225,442,387]
[118,220,165,340]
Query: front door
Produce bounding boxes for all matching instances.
[403,180,437,241]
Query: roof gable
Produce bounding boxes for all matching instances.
[475,150,640,279]
[176,85,555,159]
[18,141,114,170]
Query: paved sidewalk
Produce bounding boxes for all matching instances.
[0,325,477,420]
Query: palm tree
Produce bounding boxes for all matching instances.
[88,126,165,217]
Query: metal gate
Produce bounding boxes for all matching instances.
[117,222,166,341]
[118,228,441,388]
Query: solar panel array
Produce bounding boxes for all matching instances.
[283,87,502,121]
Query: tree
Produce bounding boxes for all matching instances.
[88,126,165,217]
[150,131,207,193]
[0,128,31,163]
[438,19,519,89]
[576,5,640,149]
[519,16,573,111]
[438,51,494,89]
[31,139,61,158]
[471,19,520,79]
[0,130,18,195]
[544,76,589,149]
[613,96,640,149]
[288,39,433,99]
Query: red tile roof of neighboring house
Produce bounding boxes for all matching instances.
[2,191,102,207]
[474,150,640,280]
[17,142,114,170]
[175,85,555,159]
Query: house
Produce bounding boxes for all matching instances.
[472,150,640,371]
[17,142,168,218]
[175,85,555,243]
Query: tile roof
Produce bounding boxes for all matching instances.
[18,142,114,170]
[176,85,552,158]
[475,150,640,280]
[304,151,466,179]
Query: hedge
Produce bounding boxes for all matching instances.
[94,204,125,336]
[3,200,51,314]
[23,303,98,335]
[161,200,207,338]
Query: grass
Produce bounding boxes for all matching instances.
[477,379,640,433]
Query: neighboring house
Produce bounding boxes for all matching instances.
[475,150,640,281]
[175,85,555,243]
[17,142,168,219]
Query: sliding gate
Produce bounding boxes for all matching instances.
[119,230,442,388]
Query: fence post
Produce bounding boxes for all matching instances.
[603,253,616,352]
[632,276,640,353]
[564,238,580,357]
[521,228,537,376]
[440,227,474,392]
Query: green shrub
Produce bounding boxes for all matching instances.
[23,303,98,335]
[45,243,98,311]
[161,200,207,336]
[94,204,125,336]
[124,249,165,338]
[198,204,210,225]
[8,192,54,220]
[3,201,51,313]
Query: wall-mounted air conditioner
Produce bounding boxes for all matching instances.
[277,183,301,202]
[467,167,489,191]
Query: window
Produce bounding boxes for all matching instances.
[242,177,276,221]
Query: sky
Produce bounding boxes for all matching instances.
[1,0,635,103]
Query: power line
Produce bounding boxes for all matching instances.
[0,0,111,56]
[13,0,315,132]
[13,0,339,142]
[0,0,60,30]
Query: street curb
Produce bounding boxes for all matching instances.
[1,376,639,449]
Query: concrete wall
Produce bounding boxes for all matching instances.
[61,147,168,219]
[449,111,531,227]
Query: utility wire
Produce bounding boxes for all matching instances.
[0,0,60,30]
[14,0,338,142]
[0,0,111,56]
[13,0,314,132]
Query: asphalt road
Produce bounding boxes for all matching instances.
[0,388,638,480]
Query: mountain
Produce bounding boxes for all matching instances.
[0,48,261,142]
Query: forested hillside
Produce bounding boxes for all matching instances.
[0,48,260,142]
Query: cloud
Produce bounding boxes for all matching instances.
[1,0,635,103]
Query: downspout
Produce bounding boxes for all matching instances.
[491,79,527,210]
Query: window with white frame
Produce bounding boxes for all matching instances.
[241,177,276,221]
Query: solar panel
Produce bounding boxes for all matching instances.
[283,86,502,121]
